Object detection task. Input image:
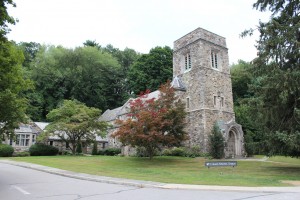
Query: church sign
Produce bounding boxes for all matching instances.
[205,161,237,168]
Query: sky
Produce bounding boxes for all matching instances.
[7,0,271,64]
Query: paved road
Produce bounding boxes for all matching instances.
[0,162,299,200]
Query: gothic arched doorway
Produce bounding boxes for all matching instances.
[225,126,243,158]
[227,130,236,157]
[227,130,237,158]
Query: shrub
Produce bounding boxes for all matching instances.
[98,149,105,155]
[135,147,148,157]
[162,148,172,156]
[0,144,14,157]
[209,123,225,159]
[29,143,59,156]
[135,147,160,157]
[170,147,185,156]
[183,146,202,158]
[98,148,121,156]
[162,146,202,157]
[14,151,30,157]
[104,148,121,156]
[61,151,72,155]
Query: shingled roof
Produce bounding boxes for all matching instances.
[99,106,123,122]
[99,90,161,122]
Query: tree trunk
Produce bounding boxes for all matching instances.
[147,146,154,160]
[71,143,76,155]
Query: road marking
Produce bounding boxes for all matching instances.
[12,186,30,195]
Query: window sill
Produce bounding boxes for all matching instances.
[211,67,221,71]
[184,68,192,73]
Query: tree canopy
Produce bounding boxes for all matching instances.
[26,45,123,120]
[22,44,171,121]
[45,100,108,155]
[242,0,300,157]
[113,82,187,159]
[127,46,173,94]
[0,1,32,136]
[0,0,16,42]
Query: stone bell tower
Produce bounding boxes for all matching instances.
[171,28,244,158]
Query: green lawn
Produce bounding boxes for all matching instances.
[4,156,300,187]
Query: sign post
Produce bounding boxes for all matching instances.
[205,161,237,168]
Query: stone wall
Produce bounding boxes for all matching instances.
[173,27,236,153]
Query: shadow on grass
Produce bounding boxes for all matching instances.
[264,166,300,177]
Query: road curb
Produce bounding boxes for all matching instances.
[1,160,300,193]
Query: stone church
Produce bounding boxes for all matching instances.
[100,27,244,158]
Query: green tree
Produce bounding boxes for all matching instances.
[242,0,300,157]
[0,0,16,42]
[209,123,225,159]
[103,44,140,73]
[83,40,101,50]
[113,82,187,159]
[102,44,141,100]
[46,100,108,155]
[0,0,32,136]
[27,45,123,120]
[70,47,123,110]
[127,46,173,94]
[230,60,263,155]
[0,42,32,136]
[27,45,71,120]
[230,60,253,106]
[17,42,41,68]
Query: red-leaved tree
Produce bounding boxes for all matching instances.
[113,81,187,159]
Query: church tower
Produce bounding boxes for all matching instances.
[172,28,244,157]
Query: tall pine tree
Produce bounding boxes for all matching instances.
[242,0,300,157]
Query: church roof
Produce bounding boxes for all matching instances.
[99,90,161,122]
[99,106,123,122]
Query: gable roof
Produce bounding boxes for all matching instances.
[99,106,123,122]
[34,122,49,130]
[99,90,161,122]
[14,122,49,134]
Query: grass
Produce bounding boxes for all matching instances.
[3,155,300,187]
[268,156,300,165]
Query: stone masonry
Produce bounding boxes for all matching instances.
[172,28,244,157]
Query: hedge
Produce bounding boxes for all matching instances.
[29,143,59,156]
[98,148,121,156]
[0,144,14,157]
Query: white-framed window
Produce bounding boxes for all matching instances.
[32,134,36,144]
[15,134,30,146]
[211,51,218,69]
[185,53,192,70]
